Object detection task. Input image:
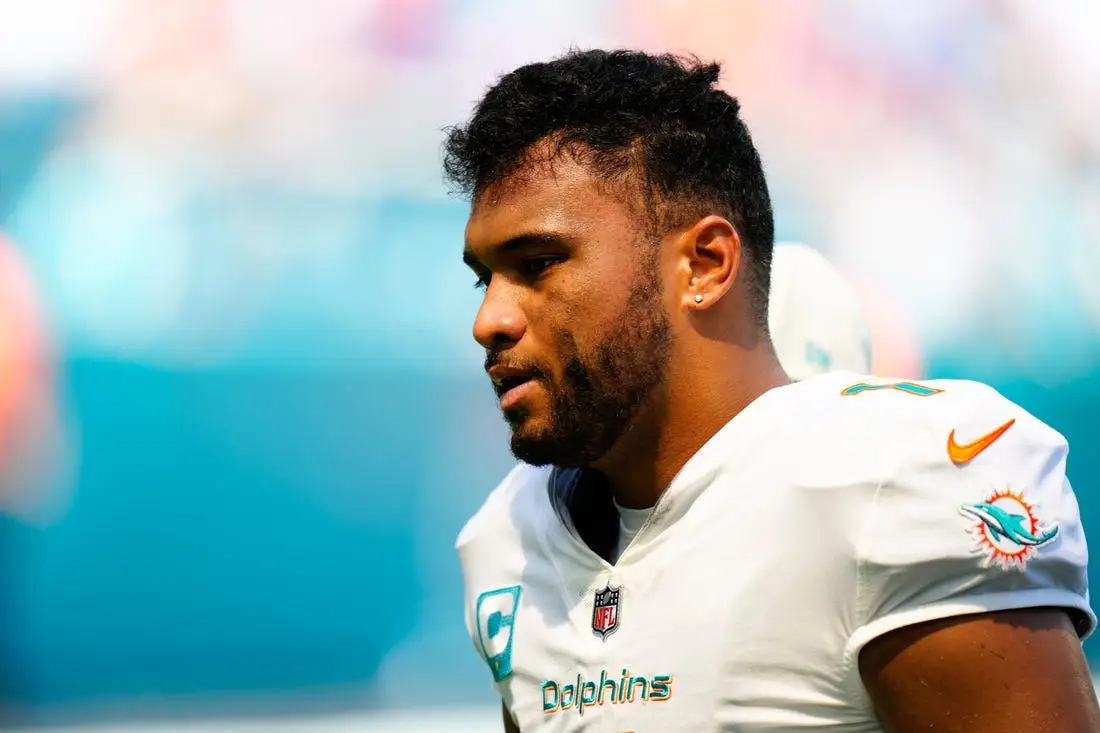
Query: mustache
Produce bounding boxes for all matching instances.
[483,350,547,379]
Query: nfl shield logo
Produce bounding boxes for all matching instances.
[591,583,621,640]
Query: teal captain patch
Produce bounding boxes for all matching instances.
[475,586,522,682]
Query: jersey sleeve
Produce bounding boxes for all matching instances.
[454,464,534,696]
[456,504,508,695]
[844,384,1095,664]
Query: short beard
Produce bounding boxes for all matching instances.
[508,274,671,467]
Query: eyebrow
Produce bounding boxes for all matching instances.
[462,232,569,269]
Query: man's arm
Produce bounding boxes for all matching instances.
[860,607,1100,733]
[502,701,520,733]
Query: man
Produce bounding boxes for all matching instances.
[768,242,872,381]
[448,50,1098,732]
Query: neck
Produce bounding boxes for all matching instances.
[591,344,789,509]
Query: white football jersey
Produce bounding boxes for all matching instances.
[456,373,1094,732]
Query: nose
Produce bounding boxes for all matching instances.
[473,282,527,349]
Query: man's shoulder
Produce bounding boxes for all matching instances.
[455,463,553,553]
[759,374,1068,504]
[833,377,1093,652]
[793,373,1064,467]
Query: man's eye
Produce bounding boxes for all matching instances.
[522,257,560,278]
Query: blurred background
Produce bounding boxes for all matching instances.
[0,0,1097,730]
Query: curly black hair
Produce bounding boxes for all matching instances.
[443,48,775,327]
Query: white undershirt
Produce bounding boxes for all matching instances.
[612,500,654,563]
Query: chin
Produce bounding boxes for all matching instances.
[508,423,563,466]
[509,438,561,467]
[506,419,546,447]
[510,425,603,468]
[503,403,548,432]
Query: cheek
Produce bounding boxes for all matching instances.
[527,273,595,331]
[555,283,611,349]
[534,259,631,357]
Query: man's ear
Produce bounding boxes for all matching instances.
[675,215,741,311]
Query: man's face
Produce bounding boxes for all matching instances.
[463,154,673,467]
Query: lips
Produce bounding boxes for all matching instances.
[488,365,537,400]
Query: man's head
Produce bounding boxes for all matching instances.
[446,50,774,467]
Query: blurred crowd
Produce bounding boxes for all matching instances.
[1,0,1097,376]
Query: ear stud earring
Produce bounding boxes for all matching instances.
[693,294,704,304]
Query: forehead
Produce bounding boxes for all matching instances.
[464,155,637,253]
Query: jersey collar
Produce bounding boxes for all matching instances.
[546,381,800,564]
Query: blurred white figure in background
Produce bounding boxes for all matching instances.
[768,242,872,381]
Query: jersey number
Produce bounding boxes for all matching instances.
[840,380,943,398]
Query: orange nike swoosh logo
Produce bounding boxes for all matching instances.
[947,418,1016,465]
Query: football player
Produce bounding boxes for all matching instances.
[448,50,1098,732]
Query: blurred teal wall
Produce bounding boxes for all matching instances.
[0,362,525,713]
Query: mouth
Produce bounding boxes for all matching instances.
[488,366,540,409]
[495,374,532,396]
